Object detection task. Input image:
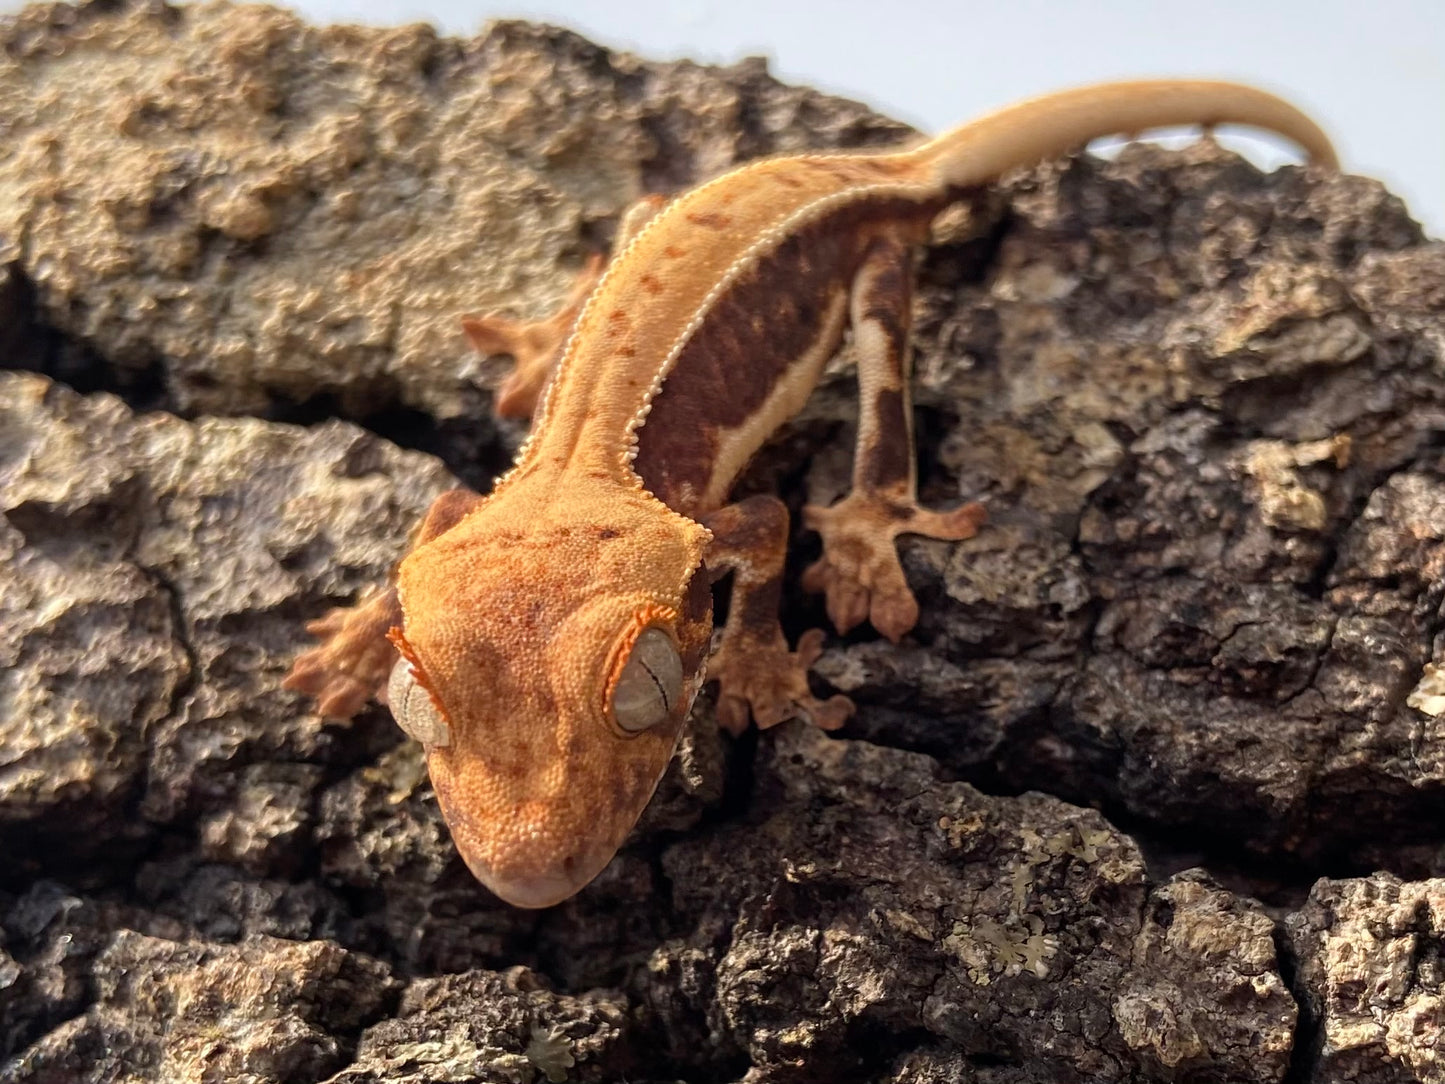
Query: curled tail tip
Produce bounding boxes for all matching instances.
[910,78,1339,190]
[1300,128,1340,170]
[1307,145,1341,172]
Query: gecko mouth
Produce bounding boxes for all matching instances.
[459,842,611,909]
[427,776,620,909]
[476,867,587,909]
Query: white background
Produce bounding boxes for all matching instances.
[6,0,1441,233]
[284,0,1444,235]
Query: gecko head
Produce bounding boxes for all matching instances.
[387,481,712,908]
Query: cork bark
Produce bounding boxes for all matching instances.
[2,3,1442,1082]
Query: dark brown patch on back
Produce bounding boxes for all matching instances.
[633,199,938,513]
[860,388,912,491]
[860,242,912,346]
[686,211,733,230]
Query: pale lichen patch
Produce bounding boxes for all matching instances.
[1240,434,1351,531]
[1406,662,1445,717]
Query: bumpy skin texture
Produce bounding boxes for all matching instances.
[5,9,1445,1081]
[288,80,1337,907]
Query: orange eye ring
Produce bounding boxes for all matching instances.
[386,627,451,719]
[604,604,680,735]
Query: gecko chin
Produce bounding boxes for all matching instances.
[459,844,612,913]
[427,758,655,909]
[455,835,617,910]
[482,873,586,911]
[478,870,592,910]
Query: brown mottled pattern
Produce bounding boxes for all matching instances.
[859,244,911,347]
[515,151,941,482]
[860,388,913,491]
[632,199,936,512]
[702,496,790,637]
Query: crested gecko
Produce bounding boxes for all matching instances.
[285,80,1337,908]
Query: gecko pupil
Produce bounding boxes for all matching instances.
[640,657,671,711]
[611,627,683,732]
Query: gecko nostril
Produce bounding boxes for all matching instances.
[561,852,580,876]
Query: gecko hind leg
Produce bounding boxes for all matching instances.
[703,495,854,736]
[801,233,986,642]
[462,195,668,419]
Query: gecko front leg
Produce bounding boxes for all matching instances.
[802,232,987,641]
[703,495,854,736]
[462,195,668,418]
[462,253,603,419]
[284,488,484,718]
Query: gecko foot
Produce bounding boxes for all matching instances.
[801,494,986,642]
[461,253,606,419]
[709,627,854,737]
[282,587,401,720]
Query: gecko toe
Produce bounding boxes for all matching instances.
[285,588,401,721]
[800,692,854,731]
[793,628,828,668]
[463,253,607,421]
[459,314,525,357]
[707,625,844,734]
[804,493,983,641]
[907,500,987,542]
[815,565,869,635]
[803,533,918,640]
[716,693,753,737]
[302,606,351,638]
[317,679,373,721]
[870,588,920,644]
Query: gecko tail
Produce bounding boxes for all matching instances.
[903,79,1338,191]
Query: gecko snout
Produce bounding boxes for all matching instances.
[476,864,587,910]
[452,829,617,910]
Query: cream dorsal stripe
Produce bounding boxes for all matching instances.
[501,78,1336,493]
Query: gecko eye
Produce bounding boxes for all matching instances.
[611,627,683,733]
[387,657,452,747]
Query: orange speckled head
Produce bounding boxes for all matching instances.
[390,476,712,908]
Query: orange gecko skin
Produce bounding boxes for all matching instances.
[285,80,1336,907]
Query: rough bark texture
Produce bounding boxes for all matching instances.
[2,3,1443,1083]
